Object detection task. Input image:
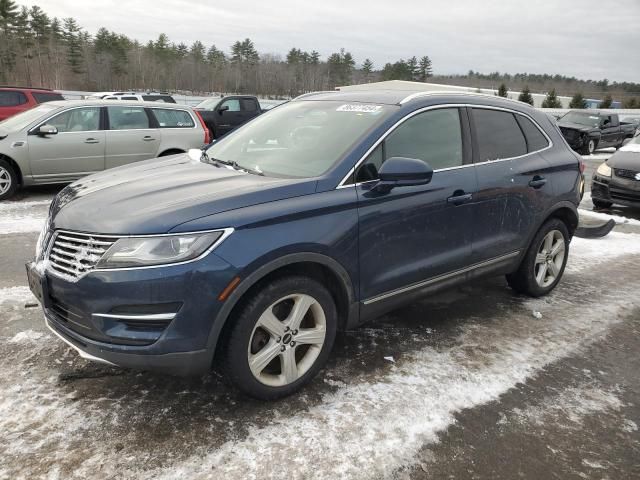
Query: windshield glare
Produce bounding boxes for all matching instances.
[0,104,58,131]
[561,112,601,128]
[206,101,391,178]
[196,97,223,110]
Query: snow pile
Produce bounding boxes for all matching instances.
[579,208,640,227]
[0,199,50,235]
[567,232,640,273]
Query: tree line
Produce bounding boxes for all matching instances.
[1,1,639,106]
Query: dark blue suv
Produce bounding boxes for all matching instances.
[27,91,582,399]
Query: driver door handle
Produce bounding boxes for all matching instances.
[529,176,547,189]
[84,138,100,144]
[143,135,156,141]
[447,191,473,205]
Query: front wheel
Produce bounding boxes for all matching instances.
[222,276,337,400]
[507,218,570,297]
[579,139,596,155]
[0,159,19,201]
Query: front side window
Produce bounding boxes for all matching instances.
[220,99,241,112]
[47,107,100,133]
[473,109,527,161]
[206,101,392,178]
[108,106,150,130]
[355,108,463,182]
[0,91,28,106]
[152,109,194,128]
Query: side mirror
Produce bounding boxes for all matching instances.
[218,105,229,114]
[37,124,58,136]
[374,157,433,193]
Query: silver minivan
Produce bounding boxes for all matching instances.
[0,100,208,200]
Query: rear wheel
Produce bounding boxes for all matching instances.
[222,276,337,400]
[0,159,18,201]
[507,218,569,297]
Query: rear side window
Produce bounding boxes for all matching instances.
[32,92,65,104]
[472,109,527,161]
[107,106,150,130]
[0,91,28,106]
[152,109,194,128]
[515,115,549,152]
[241,98,259,111]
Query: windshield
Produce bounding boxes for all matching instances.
[206,101,392,178]
[196,97,223,110]
[0,104,58,131]
[561,112,601,128]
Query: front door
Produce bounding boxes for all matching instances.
[105,106,160,168]
[28,106,105,182]
[215,98,245,137]
[355,107,476,305]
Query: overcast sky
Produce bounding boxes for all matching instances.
[17,0,640,82]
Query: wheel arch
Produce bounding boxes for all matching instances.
[158,148,185,157]
[206,252,358,364]
[0,153,23,185]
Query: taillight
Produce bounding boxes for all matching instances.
[194,111,211,144]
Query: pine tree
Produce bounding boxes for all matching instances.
[406,56,418,81]
[362,58,373,74]
[569,92,587,109]
[623,97,639,109]
[518,85,534,105]
[541,89,562,108]
[418,56,432,81]
[599,94,613,108]
[63,17,84,75]
[0,0,18,82]
[497,83,508,97]
[29,5,50,86]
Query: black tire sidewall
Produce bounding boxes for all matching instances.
[223,275,337,400]
[0,159,18,201]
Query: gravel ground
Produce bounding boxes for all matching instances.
[0,152,639,479]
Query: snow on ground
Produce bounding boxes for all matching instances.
[0,286,35,305]
[568,232,640,273]
[0,200,50,234]
[579,208,640,226]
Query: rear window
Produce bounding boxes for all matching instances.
[142,95,175,103]
[515,115,549,152]
[472,108,527,161]
[0,91,28,107]
[151,108,194,128]
[32,92,65,104]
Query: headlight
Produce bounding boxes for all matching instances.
[596,162,612,177]
[96,230,227,269]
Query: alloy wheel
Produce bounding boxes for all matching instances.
[588,139,595,154]
[247,293,327,387]
[534,229,566,288]
[0,166,11,196]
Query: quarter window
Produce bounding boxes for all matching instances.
[472,109,527,161]
[0,91,28,106]
[152,109,194,128]
[356,108,463,182]
[515,115,549,152]
[108,106,150,130]
[47,107,100,132]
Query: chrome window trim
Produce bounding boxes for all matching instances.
[363,250,521,305]
[337,103,553,189]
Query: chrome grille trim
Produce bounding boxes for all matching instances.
[46,231,118,279]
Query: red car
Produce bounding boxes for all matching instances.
[0,87,65,121]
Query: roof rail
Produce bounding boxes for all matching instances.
[0,85,54,91]
[399,90,528,106]
[292,91,337,101]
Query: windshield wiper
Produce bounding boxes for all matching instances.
[215,158,264,176]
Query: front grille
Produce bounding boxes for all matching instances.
[47,231,118,278]
[614,168,640,180]
[610,189,640,202]
[560,128,577,140]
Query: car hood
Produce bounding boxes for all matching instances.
[608,146,640,170]
[557,121,595,133]
[50,154,317,234]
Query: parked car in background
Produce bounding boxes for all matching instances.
[557,111,636,155]
[0,86,65,121]
[619,115,640,136]
[28,91,581,399]
[88,92,176,103]
[194,95,262,138]
[591,135,640,209]
[0,100,209,200]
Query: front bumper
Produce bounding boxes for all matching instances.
[592,174,640,207]
[29,251,238,376]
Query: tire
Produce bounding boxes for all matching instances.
[579,139,596,155]
[0,159,19,201]
[506,218,570,297]
[592,198,613,209]
[222,275,337,400]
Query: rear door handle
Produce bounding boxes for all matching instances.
[84,138,99,144]
[143,136,156,141]
[447,192,473,205]
[529,176,547,189]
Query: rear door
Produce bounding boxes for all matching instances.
[104,105,161,168]
[28,106,105,181]
[0,90,30,121]
[469,107,554,263]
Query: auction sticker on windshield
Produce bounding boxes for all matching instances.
[336,104,383,113]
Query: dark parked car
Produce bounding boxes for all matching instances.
[194,95,262,138]
[558,111,636,155]
[591,135,640,208]
[0,86,65,121]
[27,91,582,399]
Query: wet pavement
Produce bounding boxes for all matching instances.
[0,153,639,479]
